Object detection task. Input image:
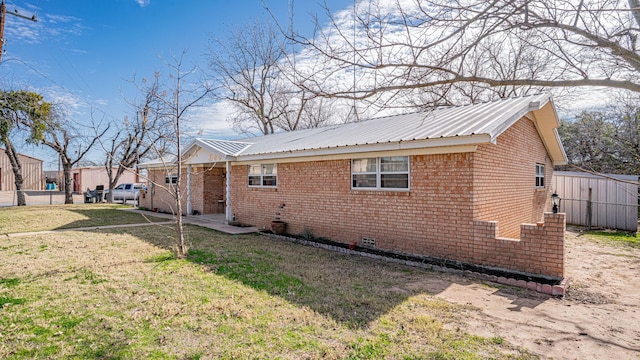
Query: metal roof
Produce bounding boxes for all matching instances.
[180,93,566,165]
[196,139,252,156]
[232,93,552,157]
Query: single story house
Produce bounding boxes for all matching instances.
[70,166,138,193]
[140,94,568,279]
[0,150,43,191]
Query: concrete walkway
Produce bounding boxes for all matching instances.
[122,209,259,235]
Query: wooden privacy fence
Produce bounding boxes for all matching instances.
[552,171,638,232]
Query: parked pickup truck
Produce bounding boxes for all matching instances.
[108,183,146,203]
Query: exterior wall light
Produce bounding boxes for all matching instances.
[551,192,561,213]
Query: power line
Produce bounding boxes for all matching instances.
[0,0,37,63]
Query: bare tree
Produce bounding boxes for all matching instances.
[207,19,288,135]
[0,90,51,206]
[102,74,173,202]
[41,115,108,204]
[290,0,640,104]
[150,51,212,259]
[207,19,335,135]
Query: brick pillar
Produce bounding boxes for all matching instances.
[539,212,565,278]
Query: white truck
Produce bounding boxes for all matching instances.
[109,183,146,203]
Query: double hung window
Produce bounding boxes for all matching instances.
[248,164,277,187]
[165,175,178,184]
[352,156,409,190]
[535,164,545,188]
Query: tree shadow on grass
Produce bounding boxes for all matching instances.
[55,206,168,230]
[111,224,551,329]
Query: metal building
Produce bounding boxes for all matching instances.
[553,171,638,232]
[0,150,44,191]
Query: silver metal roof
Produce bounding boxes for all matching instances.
[182,93,564,164]
[196,139,252,156]
[229,93,552,157]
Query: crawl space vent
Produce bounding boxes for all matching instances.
[361,237,376,247]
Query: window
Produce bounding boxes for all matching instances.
[352,156,409,190]
[165,175,178,184]
[535,164,545,188]
[248,164,277,187]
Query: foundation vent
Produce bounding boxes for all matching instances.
[361,237,376,247]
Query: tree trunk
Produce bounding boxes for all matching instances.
[62,160,73,204]
[175,139,186,258]
[175,193,186,258]
[3,139,26,206]
[106,183,114,203]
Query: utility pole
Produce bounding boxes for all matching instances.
[0,0,37,62]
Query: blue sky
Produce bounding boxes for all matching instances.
[1,0,353,169]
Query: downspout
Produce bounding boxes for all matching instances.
[225,160,231,223]
[186,164,192,215]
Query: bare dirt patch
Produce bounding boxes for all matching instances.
[427,226,640,360]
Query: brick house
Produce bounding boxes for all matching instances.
[140,94,568,279]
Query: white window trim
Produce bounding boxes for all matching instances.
[535,163,545,188]
[351,156,410,191]
[248,163,278,188]
[165,175,178,184]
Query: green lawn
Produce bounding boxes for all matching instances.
[0,204,166,234]
[0,206,535,359]
[584,230,639,248]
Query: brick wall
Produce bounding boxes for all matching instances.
[473,117,554,238]
[473,213,565,278]
[203,167,225,214]
[139,165,223,215]
[231,153,476,262]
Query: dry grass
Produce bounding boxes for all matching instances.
[0,206,535,359]
[0,204,166,234]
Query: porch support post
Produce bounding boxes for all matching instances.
[225,161,231,223]
[186,164,192,215]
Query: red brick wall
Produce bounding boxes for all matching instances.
[139,168,191,215]
[231,153,476,261]
[139,166,224,215]
[473,117,554,238]
[203,167,225,214]
[473,213,565,278]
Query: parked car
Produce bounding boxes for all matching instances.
[108,183,146,203]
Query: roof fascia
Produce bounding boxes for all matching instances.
[529,101,569,166]
[489,96,550,143]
